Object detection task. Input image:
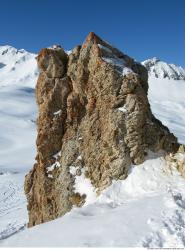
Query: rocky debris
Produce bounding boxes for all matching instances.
[166,145,185,177]
[25,32,179,227]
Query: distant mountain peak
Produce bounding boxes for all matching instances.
[0,45,36,58]
[0,45,28,56]
[0,45,38,87]
[142,58,185,80]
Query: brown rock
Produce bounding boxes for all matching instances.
[166,145,185,177]
[37,47,68,78]
[25,32,179,227]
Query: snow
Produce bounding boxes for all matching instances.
[98,44,112,54]
[142,57,185,80]
[53,150,61,159]
[69,165,97,205]
[69,166,77,175]
[47,161,61,173]
[53,109,61,115]
[1,46,185,247]
[0,172,27,240]
[73,169,97,205]
[118,105,127,113]
[2,153,185,247]
[102,56,133,76]
[148,76,185,144]
[98,44,133,76]
[77,155,82,160]
[46,151,61,177]
[0,45,37,240]
[122,66,133,76]
[0,45,38,87]
[66,50,72,55]
[0,46,38,172]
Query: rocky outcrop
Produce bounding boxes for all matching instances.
[25,32,179,227]
[166,145,185,177]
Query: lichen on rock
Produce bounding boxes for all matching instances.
[25,32,179,227]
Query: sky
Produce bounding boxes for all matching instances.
[1,0,185,67]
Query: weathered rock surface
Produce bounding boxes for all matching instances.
[166,145,185,177]
[25,32,179,227]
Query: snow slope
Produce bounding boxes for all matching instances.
[0,45,38,240]
[143,57,185,145]
[148,77,185,144]
[0,45,38,172]
[143,57,185,146]
[2,153,185,247]
[1,49,185,247]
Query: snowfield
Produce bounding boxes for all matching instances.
[0,46,38,241]
[148,77,185,144]
[0,46,185,247]
[2,154,185,247]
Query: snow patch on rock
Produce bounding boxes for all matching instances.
[73,169,97,205]
[98,44,133,76]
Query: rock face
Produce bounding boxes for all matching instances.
[25,32,179,227]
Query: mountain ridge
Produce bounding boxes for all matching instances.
[1,45,185,81]
[142,57,185,80]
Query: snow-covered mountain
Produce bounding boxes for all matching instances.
[0,45,38,86]
[142,57,185,80]
[1,46,185,247]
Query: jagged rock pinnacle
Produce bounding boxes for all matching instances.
[25,33,179,227]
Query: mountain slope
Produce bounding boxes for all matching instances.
[0,46,185,247]
[0,45,38,172]
[2,153,185,247]
[144,58,185,145]
[0,45,38,239]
